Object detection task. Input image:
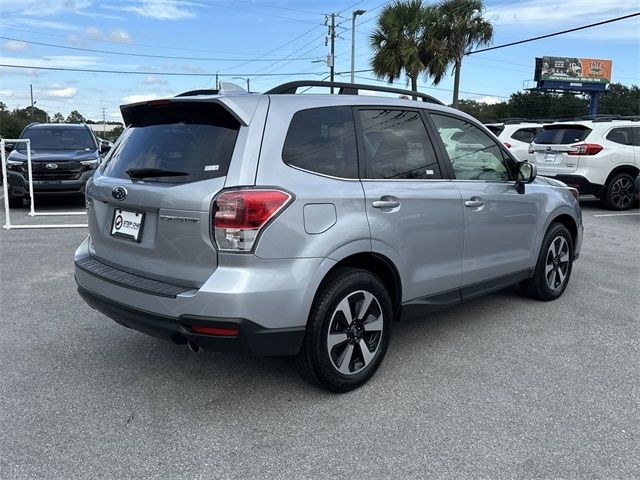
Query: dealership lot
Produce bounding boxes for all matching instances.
[0,197,638,478]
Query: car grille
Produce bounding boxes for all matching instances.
[18,161,84,181]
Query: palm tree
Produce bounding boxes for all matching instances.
[438,0,493,108]
[370,1,449,96]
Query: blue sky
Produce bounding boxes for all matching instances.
[0,0,638,123]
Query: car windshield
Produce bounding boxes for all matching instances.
[18,127,96,151]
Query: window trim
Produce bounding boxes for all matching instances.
[353,106,451,181]
[426,111,518,183]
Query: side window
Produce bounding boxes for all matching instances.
[430,113,510,182]
[282,106,357,178]
[358,109,441,180]
[634,127,640,147]
[606,127,634,146]
[511,128,538,143]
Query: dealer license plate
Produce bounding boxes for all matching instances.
[111,208,144,242]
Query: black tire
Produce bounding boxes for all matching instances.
[8,196,24,208]
[296,267,392,393]
[602,172,635,210]
[520,223,574,301]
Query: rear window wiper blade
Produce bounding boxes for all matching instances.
[126,168,189,179]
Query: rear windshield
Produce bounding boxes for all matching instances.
[485,125,504,136]
[19,127,95,151]
[101,102,239,183]
[535,125,591,145]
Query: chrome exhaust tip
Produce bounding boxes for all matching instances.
[187,339,200,353]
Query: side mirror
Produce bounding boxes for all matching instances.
[515,161,537,194]
[100,142,112,155]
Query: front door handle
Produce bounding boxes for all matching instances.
[464,197,485,209]
[372,200,400,209]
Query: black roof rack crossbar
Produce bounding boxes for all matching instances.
[265,80,444,105]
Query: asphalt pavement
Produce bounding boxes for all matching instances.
[0,195,638,479]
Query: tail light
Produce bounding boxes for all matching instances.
[190,325,239,336]
[568,188,580,200]
[504,142,512,149]
[528,144,534,155]
[567,143,603,156]
[212,189,292,252]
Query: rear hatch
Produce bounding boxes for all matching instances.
[86,99,247,288]
[530,124,592,174]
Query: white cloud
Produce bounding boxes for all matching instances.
[109,28,133,43]
[122,93,162,103]
[144,75,168,85]
[2,40,28,51]
[474,95,502,105]
[0,55,99,68]
[84,26,104,40]
[46,86,78,98]
[0,0,92,17]
[102,0,204,20]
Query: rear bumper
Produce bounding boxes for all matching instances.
[6,169,94,197]
[543,174,603,196]
[78,286,305,356]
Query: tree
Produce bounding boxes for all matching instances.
[66,110,86,123]
[439,0,493,108]
[370,0,449,95]
[52,112,65,123]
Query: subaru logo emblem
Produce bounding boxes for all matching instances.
[546,146,551,151]
[45,163,58,170]
[112,186,127,200]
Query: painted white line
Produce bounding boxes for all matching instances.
[593,212,640,217]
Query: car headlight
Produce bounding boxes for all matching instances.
[80,159,99,167]
[5,159,23,171]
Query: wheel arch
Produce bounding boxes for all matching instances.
[604,165,639,186]
[550,213,578,251]
[322,252,402,320]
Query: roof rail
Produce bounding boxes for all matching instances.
[175,89,219,97]
[265,80,444,105]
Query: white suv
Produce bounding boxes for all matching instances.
[486,120,547,162]
[530,119,639,210]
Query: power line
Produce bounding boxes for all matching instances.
[468,12,640,54]
[0,36,320,62]
[0,64,325,77]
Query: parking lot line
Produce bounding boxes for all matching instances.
[592,212,640,217]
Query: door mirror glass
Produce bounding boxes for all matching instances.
[517,161,536,183]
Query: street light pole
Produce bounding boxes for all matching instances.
[351,9,366,84]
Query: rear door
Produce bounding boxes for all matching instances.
[86,99,259,288]
[530,124,592,174]
[356,107,464,301]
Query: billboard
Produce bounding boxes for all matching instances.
[536,56,612,84]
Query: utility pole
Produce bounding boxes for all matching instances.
[102,108,106,133]
[329,13,336,92]
[215,72,219,90]
[350,10,366,84]
[30,84,34,121]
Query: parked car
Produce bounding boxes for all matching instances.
[485,119,548,162]
[74,81,583,392]
[530,118,639,210]
[4,123,110,208]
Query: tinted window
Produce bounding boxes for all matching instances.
[606,127,634,146]
[359,109,441,179]
[102,103,239,184]
[19,127,95,151]
[535,125,591,145]
[511,127,539,143]
[431,114,510,182]
[282,107,357,178]
[486,125,504,136]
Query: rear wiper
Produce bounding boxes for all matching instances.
[126,168,189,179]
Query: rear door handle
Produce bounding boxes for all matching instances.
[464,198,485,209]
[372,200,400,209]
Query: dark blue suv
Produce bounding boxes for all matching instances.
[5,123,109,208]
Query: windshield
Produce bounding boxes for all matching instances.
[535,125,591,145]
[102,102,239,184]
[18,127,96,151]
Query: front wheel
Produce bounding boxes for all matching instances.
[521,223,574,301]
[602,172,635,210]
[296,268,392,393]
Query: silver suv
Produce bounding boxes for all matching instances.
[74,81,583,392]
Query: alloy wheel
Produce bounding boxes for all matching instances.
[326,290,384,375]
[610,177,634,209]
[545,236,570,291]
